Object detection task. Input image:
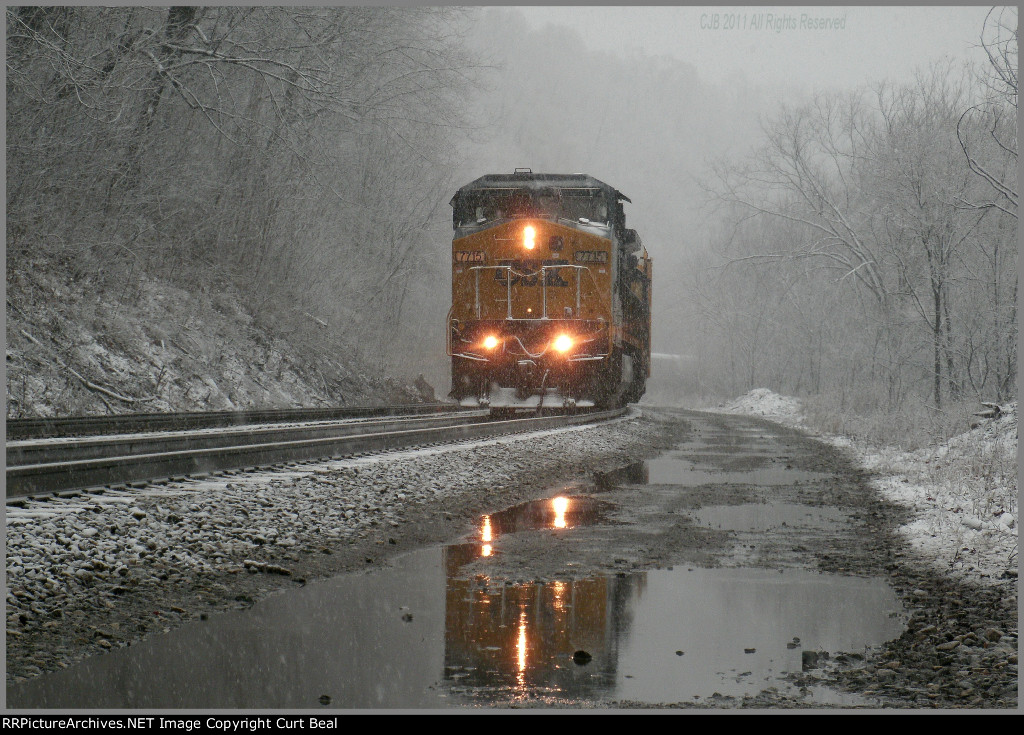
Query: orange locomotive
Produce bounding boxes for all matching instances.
[447,170,652,411]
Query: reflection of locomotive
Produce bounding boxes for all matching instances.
[448,170,652,411]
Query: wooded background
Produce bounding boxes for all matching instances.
[693,9,1017,438]
[7,6,478,376]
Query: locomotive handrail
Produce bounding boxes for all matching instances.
[465,263,603,321]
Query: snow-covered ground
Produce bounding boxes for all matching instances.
[718,389,1018,586]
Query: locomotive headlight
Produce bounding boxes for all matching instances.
[523,225,536,250]
[483,335,499,350]
[553,334,573,353]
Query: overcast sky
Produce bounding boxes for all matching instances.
[516,6,998,92]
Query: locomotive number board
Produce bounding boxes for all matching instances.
[574,250,608,263]
[454,251,486,263]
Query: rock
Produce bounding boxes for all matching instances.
[983,629,1003,642]
[962,517,983,530]
[572,650,592,665]
[129,508,146,520]
[318,695,331,706]
[936,641,961,651]
[802,651,820,670]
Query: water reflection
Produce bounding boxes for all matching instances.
[466,495,612,560]
[442,543,645,700]
[481,515,493,556]
[440,562,902,706]
[552,497,569,528]
[7,495,902,709]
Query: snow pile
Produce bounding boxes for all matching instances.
[719,388,803,420]
[942,403,1018,462]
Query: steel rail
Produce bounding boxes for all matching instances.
[6,408,627,499]
[4,403,459,441]
[7,412,490,466]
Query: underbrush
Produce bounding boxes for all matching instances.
[805,392,1017,565]
[801,393,987,452]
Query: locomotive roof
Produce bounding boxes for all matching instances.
[454,172,630,202]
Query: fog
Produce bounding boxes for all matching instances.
[517,6,994,91]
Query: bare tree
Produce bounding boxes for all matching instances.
[957,6,1017,218]
[7,6,482,373]
[702,58,1016,410]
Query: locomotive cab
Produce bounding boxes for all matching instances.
[448,171,651,411]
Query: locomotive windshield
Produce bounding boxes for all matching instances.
[453,187,610,227]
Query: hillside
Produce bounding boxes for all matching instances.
[6,257,427,419]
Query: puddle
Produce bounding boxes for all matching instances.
[693,503,848,532]
[594,566,902,706]
[647,457,831,486]
[9,516,903,710]
[595,462,649,488]
[455,494,613,560]
[482,495,613,537]
[596,459,830,488]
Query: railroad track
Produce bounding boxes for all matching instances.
[6,406,627,499]
[5,403,459,440]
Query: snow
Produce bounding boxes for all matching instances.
[7,261,424,418]
[720,387,802,419]
[717,388,1018,585]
